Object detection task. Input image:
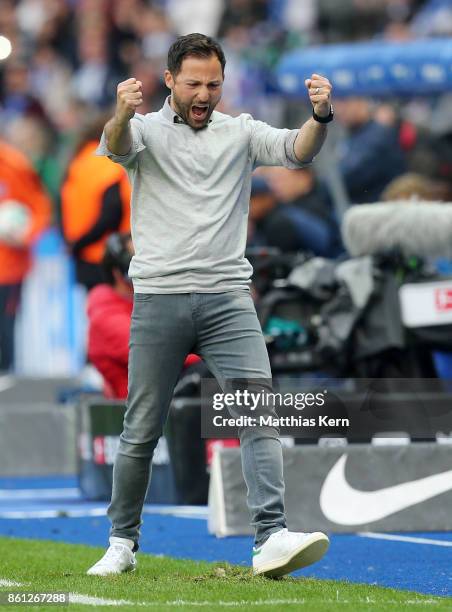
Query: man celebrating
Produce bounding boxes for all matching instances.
[89,33,333,578]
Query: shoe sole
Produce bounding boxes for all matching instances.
[253,533,329,578]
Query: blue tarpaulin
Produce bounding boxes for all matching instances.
[276,38,452,97]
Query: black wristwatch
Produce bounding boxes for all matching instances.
[313,105,334,123]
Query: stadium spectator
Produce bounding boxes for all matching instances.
[60,116,132,290]
[218,0,268,37]
[71,26,118,108]
[135,4,175,73]
[18,0,77,66]
[335,97,406,203]
[247,175,277,247]
[317,0,425,42]
[86,232,134,399]
[0,58,49,127]
[29,43,73,127]
[5,115,62,203]
[248,169,341,257]
[109,0,143,76]
[264,166,342,256]
[0,139,51,371]
[381,172,451,202]
[127,57,169,115]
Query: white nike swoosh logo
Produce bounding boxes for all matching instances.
[319,454,452,525]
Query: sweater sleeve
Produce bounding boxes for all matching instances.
[96,114,146,168]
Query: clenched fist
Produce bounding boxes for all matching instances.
[305,74,332,119]
[115,78,143,124]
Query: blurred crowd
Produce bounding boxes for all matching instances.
[1,0,451,205]
[1,0,452,373]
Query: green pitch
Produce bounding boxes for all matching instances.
[0,537,450,611]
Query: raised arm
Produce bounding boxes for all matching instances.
[293,73,333,164]
[105,78,143,156]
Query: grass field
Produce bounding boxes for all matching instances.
[0,537,451,611]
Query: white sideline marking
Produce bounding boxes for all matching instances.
[359,532,452,547]
[0,505,208,521]
[69,594,140,606]
[0,488,80,500]
[0,508,108,519]
[67,596,443,607]
[68,596,311,607]
[143,600,308,607]
[0,587,441,608]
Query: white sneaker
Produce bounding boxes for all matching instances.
[252,529,329,578]
[87,537,137,576]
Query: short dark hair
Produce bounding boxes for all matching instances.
[167,33,226,77]
[102,233,132,285]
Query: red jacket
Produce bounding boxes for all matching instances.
[87,285,132,399]
[87,285,200,399]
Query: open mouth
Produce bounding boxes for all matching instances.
[191,105,209,121]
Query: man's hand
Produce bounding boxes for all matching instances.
[305,73,332,118]
[294,74,333,162]
[105,78,143,155]
[115,78,143,124]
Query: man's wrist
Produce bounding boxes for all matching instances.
[312,105,334,123]
[112,114,131,129]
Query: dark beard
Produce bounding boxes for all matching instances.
[171,94,212,130]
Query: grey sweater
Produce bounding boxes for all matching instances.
[97,97,306,293]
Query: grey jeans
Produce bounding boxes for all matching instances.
[108,291,286,550]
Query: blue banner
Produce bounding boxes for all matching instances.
[276,38,452,97]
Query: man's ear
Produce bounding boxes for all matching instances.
[164,70,174,90]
